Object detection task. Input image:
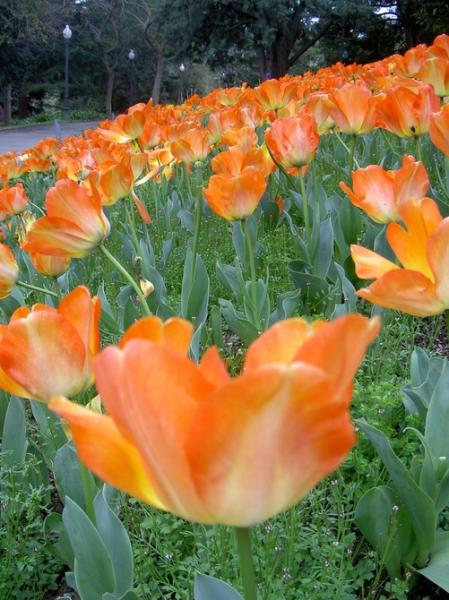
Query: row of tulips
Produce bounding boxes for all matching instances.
[0,33,449,599]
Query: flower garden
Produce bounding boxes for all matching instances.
[1,32,449,600]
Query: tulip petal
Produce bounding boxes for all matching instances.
[50,397,165,509]
[428,218,449,305]
[357,269,444,316]
[199,346,230,387]
[351,244,399,279]
[46,179,104,238]
[387,198,442,278]
[94,342,214,522]
[0,312,87,401]
[119,316,193,353]
[59,286,100,361]
[186,364,354,526]
[244,318,324,371]
[294,314,380,398]
[23,217,97,257]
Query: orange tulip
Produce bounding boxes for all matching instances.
[204,148,267,220]
[340,155,429,223]
[417,56,449,98]
[327,84,378,134]
[377,84,440,137]
[220,126,258,152]
[138,120,163,150]
[352,197,449,316]
[0,243,18,299]
[29,251,71,277]
[50,313,379,526]
[265,114,319,171]
[210,146,274,178]
[429,34,449,61]
[22,179,110,259]
[171,127,211,164]
[207,109,245,144]
[0,154,24,186]
[97,109,146,143]
[33,137,61,159]
[0,286,100,402]
[88,155,151,224]
[429,104,449,157]
[0,183,28,219]
[253,79,298,113]
[305,93,335,134]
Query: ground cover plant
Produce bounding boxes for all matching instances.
[1,33,449,600]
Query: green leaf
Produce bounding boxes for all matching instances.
[2,396,27,466]
[181,250,209,325]
[288,262,329,296]
[220,299,258,344]
[44,512,74,568]
[102,592,138,600]
[355,485,414,578]
[243,280,270,328]
[63,497,116,600]
[418,530,449,593]
[54,442,86,509]
[97,282,121,336]
[424,362,449,463]
[269,289,301,325]
[194,573,244,600]
[30,400,66,465]
[313,216,333,278]
[356,419,436,565]
[94,486,134,596]
[216,262,245,302]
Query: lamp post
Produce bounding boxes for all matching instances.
[62,25,72,119]
[128,49,136,106]
[179,62,185,102]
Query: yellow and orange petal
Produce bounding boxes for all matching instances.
[265,114,319,169]
[0,243,18,299]
[203,168,267,221]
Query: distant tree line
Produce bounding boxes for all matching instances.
[0,0,448,123]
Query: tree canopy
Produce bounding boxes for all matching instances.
[0,0,448,121]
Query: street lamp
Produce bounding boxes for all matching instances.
[128,49,136,106]
[179,63,186,102]
[62,25,72,119]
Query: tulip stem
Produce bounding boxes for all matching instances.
[298,173,311,246]
[334,131,361,169]
[99,244,151,316]
[242,218,260,330]
[125,198,140,254]
[235,527,258,600]
[415,135,423,163]
[17,280,59,298]
[349,134,357,173]
[191,194,202,284]
[445,311,449,338]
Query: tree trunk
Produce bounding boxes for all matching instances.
[18,93,29,119]
[4,84,12,125]
[151,48,164,105]
[397,0,420,48]
[270,36,291,78]
[256,46,267,80]
[106,71,115,118]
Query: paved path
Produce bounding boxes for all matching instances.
[0,121,99,154]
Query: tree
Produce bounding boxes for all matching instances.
[0,0,70,121]
[186,0,385,81]
[127,0,202,104]
[76,0,133,116]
